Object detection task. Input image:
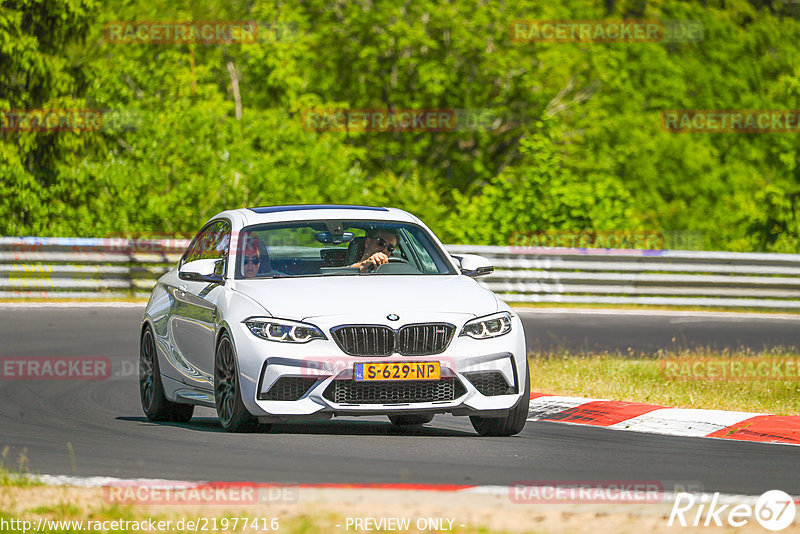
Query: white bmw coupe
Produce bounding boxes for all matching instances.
[139,205,530,435]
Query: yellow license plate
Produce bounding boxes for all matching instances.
[354,362,440,381]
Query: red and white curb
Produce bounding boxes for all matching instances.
[527,393,800,446]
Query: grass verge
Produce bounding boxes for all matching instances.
[529,348,800,415]
[0,447,42,489]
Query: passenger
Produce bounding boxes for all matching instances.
[242,237,269,278]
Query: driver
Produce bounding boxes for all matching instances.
[351,228,399,273]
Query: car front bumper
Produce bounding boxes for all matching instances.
[231,313,528,421]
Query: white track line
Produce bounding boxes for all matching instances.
[527,395,607,420]
[514,307,800,321]
[22,473,775,503]
[0,302,146,308]
[609,408,766,437]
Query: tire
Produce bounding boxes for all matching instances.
[139,325,194,423]
[214,331,263,432]
[389,414,435,426]
[470,360,530,437]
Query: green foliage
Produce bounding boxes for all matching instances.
[442,123,636,245]
[0,0,99,234]
[1,0,799,252]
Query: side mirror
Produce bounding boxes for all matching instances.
[179,259,225,284]
[452,254,494,277]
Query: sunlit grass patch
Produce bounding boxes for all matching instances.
[28,502,82,517]
[0,447,42,488]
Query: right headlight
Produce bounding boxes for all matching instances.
[459,312,512,339]
[245,317,326,343]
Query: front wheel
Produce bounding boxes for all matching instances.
[470,360,530,437]
[139,325,194,423]
[214,332,263,432]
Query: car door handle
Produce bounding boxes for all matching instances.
[179,284,187,293]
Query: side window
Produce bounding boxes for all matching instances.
[181,220,231,275]
[400,228,438,273]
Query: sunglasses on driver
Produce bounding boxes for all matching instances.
[375,237,396,254]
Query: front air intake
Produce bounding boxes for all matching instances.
[463,371,516,396]
[258,377,319,401]
[322,377,467,404]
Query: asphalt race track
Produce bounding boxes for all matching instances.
[1,305,799,496]
[518,308,800,354]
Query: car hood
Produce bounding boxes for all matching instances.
[231,275,498,321]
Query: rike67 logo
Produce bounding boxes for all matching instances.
[668,490,796,531]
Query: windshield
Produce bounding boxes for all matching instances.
[234,220,456,279]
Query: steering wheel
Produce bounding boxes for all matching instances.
[364,256,409,273]
[373,256,413,274]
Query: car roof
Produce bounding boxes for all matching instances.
[226,204,421,226]
[248,204,389,214]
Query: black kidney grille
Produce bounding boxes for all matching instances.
[396,324,455,356]
[463,371,516,396]
[332,323,455,356]
[323,377,467,404]
[332,325,394,356]
[259,377,319,401]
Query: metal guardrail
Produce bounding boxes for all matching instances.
[447,245,800,309]
[2,237,800,308]
[0,237,189,300]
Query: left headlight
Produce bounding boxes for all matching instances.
[459,312,512,339]
[245,317,327,343]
